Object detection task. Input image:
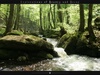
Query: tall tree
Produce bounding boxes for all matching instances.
[88,4,95,42]
[48,4,53,29]
[4,4,15,35]
[14,4,21,30]
[57,4,63,23]
[79,4,85,33]
[5,4,9,25]
[53,4,56,28]
[50,4,55,28]
[39,4,43,33]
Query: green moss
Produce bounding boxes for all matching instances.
[57,33,75,49]
[7,30,24,35]
[46,54,53,59]
[0,28,5,35]
[37,51,53,59]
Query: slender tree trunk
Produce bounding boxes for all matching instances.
[88,4,95,42]
[53,4,56,28]
[39,4,43,33]
[50,4,55,28]
[66,11,70,24]
[49,4,53,29]
[57,4,63,23]
[5,4,9,25]
[4,4,14,35]
[48,12,51,29]
[43,15,46,30]
[14,4,21,30]
[79,4,85,33]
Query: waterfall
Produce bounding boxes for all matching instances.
[47,38,68,58]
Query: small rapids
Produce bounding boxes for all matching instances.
[47,38,100,71]
[47,38,67,57]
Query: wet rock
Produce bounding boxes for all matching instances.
[57,34,75,49]
[65,33,100,58]
[0,35,58,60]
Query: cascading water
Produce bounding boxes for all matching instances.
[47,38,67,57]
[46,38,100,71]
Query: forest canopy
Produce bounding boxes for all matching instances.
[0,4,100,35]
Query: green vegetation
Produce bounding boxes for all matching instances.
[7,30,24,35]
[0,4,100,61]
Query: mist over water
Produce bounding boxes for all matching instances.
[47,38,100,71]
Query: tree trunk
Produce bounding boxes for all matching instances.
[39,4,43,33]
[53,4,56,28]
[66,11,70,24]
[5,4,9,25]
[4,4,14,35]
[79,4,85,33]
[14,4,21,30]
[43,15,46,30]
[48,12,51,29]
[57,4,63,23]
[50,4,55,28]
[88,4,96,42]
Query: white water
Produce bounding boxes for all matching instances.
[47,38,100,71]
[47,38,68,57]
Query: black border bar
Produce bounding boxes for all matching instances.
[0,71,100,75]
[0,0,100,4]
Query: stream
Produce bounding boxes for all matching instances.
[47,38,100,71]
[0,38,100,71]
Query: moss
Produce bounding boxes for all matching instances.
[0,28,5,36]
[37,51,53,59]
[7,30,24,35]
[46,54,53,59]
[57,33,75,49]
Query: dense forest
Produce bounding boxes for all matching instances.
[0,4,100,71]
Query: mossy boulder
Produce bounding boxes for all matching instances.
[57,33,76,49]
[0,35,58,60]
[7,30,24,35]
[65,33,100,57]
[57,32,100,57]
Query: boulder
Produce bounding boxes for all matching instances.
[0,35,58,60]
[58,32,100,58]
[65,33,100,57]
[57,33,76,49]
